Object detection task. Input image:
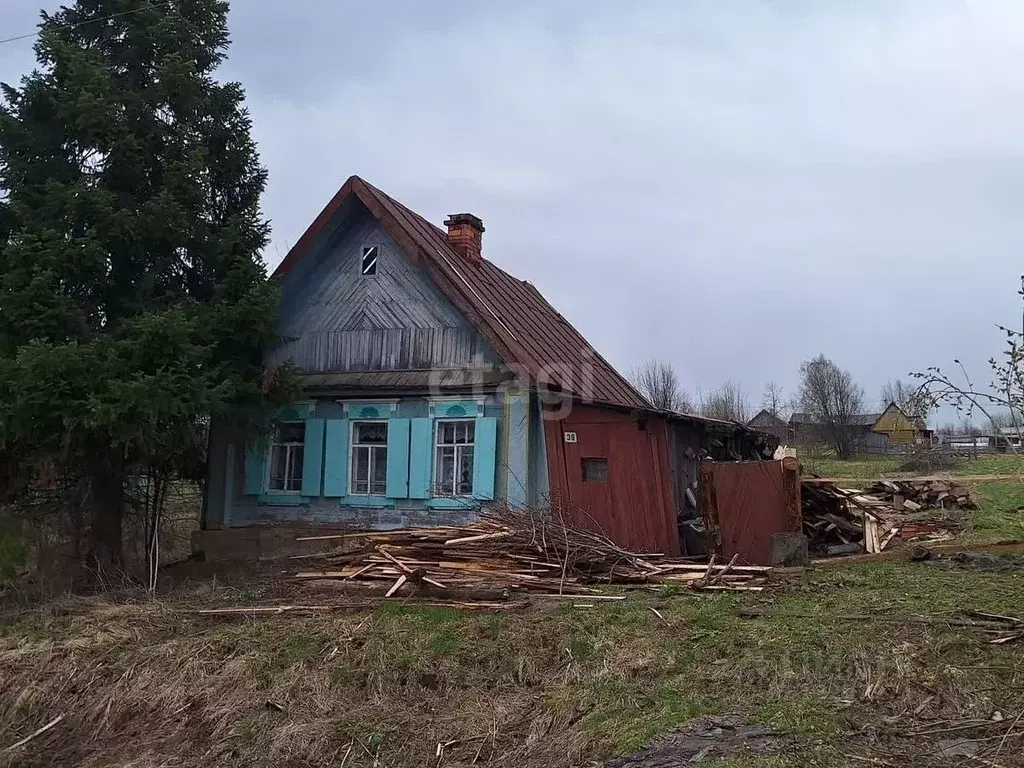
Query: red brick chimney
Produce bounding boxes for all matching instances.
[444,213,484,262]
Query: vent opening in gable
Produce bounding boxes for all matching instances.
[361,246,378,276]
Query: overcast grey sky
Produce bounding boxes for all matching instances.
[2,1,1023,423]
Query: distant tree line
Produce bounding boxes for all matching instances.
[629,356,941,459]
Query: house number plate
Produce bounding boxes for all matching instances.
[563,431,578,443]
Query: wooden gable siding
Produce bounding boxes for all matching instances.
[267,209,501,372]
[872,403,918,444]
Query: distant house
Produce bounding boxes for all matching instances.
[198,175,773,557]
[747,410,788,442]
[788,411,887,451]
[870,402,932,445]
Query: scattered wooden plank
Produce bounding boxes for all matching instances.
[991,633,1024,645]
[4,714,65,752]
[968,610,1023,625]
[385,574,408,598]
[288,507,772,600]
[444,530,512,546]
[879,528,899,551]
[651,563,771,574]
[649,607,671,625]
[347,563,376,580]
[864,517,879,554]
[539,594,626,601]
[711,554,740,586]
[198,605,333,615]
[826,543,863,556]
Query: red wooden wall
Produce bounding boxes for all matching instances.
[543,405,679,555]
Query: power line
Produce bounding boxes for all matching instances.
[0,2,171,47]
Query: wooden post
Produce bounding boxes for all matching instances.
[781,456,802,532]
[698,459,720,555]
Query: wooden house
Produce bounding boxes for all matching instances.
[870,402,931,445]
[201,176,722,556]
[747,410,788,443]
[788,411,887,451]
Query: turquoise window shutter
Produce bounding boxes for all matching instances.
[386,418,411,498]
[244,440,267,496]
[301,418,325,496]
[408,418,433,499]
[322,419,350,497]
[473,416,498,500]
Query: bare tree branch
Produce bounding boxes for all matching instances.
[699,380,749,423]
[761,381,787,420]
[629,359,694,413]
[797,355,865,458]
[880,377,934,421]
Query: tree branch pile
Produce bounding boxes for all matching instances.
[292,505,770,597]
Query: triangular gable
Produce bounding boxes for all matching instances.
[871,402,915,433]
[274,176,651,410]
[748,409,785,428]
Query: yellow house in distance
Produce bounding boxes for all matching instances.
[871,402,929,445]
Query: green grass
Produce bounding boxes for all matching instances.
[967,480,1024,541]
[802,453,903,479]
[950,453,1024,476]
[805,451,1024,480]
[4,561,1024,766]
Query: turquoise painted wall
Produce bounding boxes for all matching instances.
[207,393,549,529]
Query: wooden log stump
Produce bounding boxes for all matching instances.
[770,532,809,567]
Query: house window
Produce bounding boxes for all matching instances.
[361,246,378,276]
[269,422,305,492]
[435,420,475,496]
[351,421,388,495]
[582,458,608,482]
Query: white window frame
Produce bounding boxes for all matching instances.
[349,419,389,496]
[360,245,379,277]
[267,421,305,494]
[434,418,476,497]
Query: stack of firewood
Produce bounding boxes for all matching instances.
[291,506,771,597]
[863,479,975,511]
[802,479,972,556]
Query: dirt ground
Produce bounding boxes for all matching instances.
[603,714,789,767]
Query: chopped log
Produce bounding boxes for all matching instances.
[770,533,809,567]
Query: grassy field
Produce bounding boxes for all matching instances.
[3,558,1024,767]
[3,460,1023,766]
[803,451,1024,480]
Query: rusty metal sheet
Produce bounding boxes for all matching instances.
[700,458,801,566]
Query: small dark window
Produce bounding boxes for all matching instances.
[582,458,608,482]
[361,246,378,276]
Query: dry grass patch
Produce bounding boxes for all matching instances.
[2,560,1024,767]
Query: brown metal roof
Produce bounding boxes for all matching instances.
[274,176,650,410]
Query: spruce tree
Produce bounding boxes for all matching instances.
[0,1,285,567]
